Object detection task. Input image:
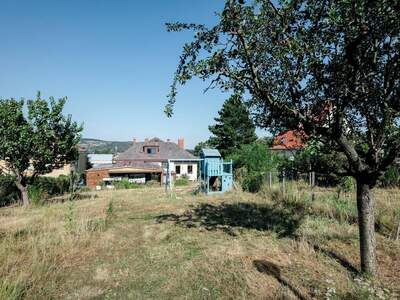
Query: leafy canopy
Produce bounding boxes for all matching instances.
[166,0,400,184]
[0,92,82,178]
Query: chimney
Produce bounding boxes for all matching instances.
[178,138,185,149]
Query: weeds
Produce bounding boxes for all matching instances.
[0,187,398,299]
[28,185,44,207]
[0,279,26,300]
[64,200,76,234]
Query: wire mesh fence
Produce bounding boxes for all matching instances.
[261,170,356,201]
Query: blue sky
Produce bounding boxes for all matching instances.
[0,0,265,148]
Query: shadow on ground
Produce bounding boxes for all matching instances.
[253,260,311,300]
[157,201,305,237]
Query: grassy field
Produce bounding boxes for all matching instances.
[0,185,399,299]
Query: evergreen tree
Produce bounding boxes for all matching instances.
[208,94,257,157]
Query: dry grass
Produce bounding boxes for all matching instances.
[0,185,399,299]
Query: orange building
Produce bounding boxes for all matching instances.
[271,130,305,152]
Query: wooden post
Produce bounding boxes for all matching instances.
[311,171,315,201]
[269,171,272,188]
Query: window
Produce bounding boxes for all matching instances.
[175,165,181,174]
[146,147,157,154]
[188,165,193,174]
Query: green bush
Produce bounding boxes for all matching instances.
[0,175,20,207]
[242,172,264,193]
[28,185,45,207]
[380,166,400,187]
[0,174,72,207]
[113,178,142,190]
[175,177,189,186]
[228,142,282,193]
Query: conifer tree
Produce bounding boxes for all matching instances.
[208,94,257,157]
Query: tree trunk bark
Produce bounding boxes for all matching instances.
[356,180,376,276]
[15,179,30,206]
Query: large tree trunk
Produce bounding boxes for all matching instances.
[15,178,30,206]
[356,179,376,275]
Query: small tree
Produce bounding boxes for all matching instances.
[193,140,211,156]
[167,0,400,275]
[229,142,282,192]
[208,94,257,157]
[0,92,82,205]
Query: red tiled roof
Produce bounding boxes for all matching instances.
[271,130,305,150]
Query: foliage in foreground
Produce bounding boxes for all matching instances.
[167,0,400,275]
[0,92,82,205]
[0,175,71,207]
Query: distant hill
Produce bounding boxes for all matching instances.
[81,138,132,154]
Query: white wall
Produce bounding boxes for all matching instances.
[171,162,198,181]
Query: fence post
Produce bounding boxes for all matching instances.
[311,171,316,201]
[269,171,272,188]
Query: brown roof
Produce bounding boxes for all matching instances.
[115,138,196,162]
[86,161,162,173]
[271,130,305,150]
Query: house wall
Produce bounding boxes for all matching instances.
[171,162,198,181]
[43,164,72,178]
[0,160,72,177]
[86,169,110,188]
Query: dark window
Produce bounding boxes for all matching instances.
[175,165,181,174]
[188,165,193,174]
[146,147,157,154]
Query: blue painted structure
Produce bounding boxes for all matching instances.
[199,149,233,194]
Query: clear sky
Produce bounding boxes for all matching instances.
[0,0,265,148]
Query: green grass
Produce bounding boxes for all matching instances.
[0,185,399,299]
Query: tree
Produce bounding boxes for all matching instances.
[0,92,82,205]
[208,94,257,157]
[193,140,211,156]
[166,0,400,275]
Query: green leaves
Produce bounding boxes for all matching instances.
[0,93,82,199]
[168,0,400,178]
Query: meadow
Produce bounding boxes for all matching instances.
[0,184,399,299]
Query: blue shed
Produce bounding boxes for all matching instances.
[200,149,233,194]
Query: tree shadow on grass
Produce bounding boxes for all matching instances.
[156,201,305,238]
[311,243,359,275]
[253,260,311,300]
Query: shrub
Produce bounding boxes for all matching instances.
[28,185,45,207]
[175,177,189,186]
[113,179,142,190]
[0,174,73,207]
[380,166,400,187]
[228,142,282,193]
[0,175,19,207]
[242,172,263,193]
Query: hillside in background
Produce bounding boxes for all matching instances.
[81,138,132,154]
[81,138,195,154]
